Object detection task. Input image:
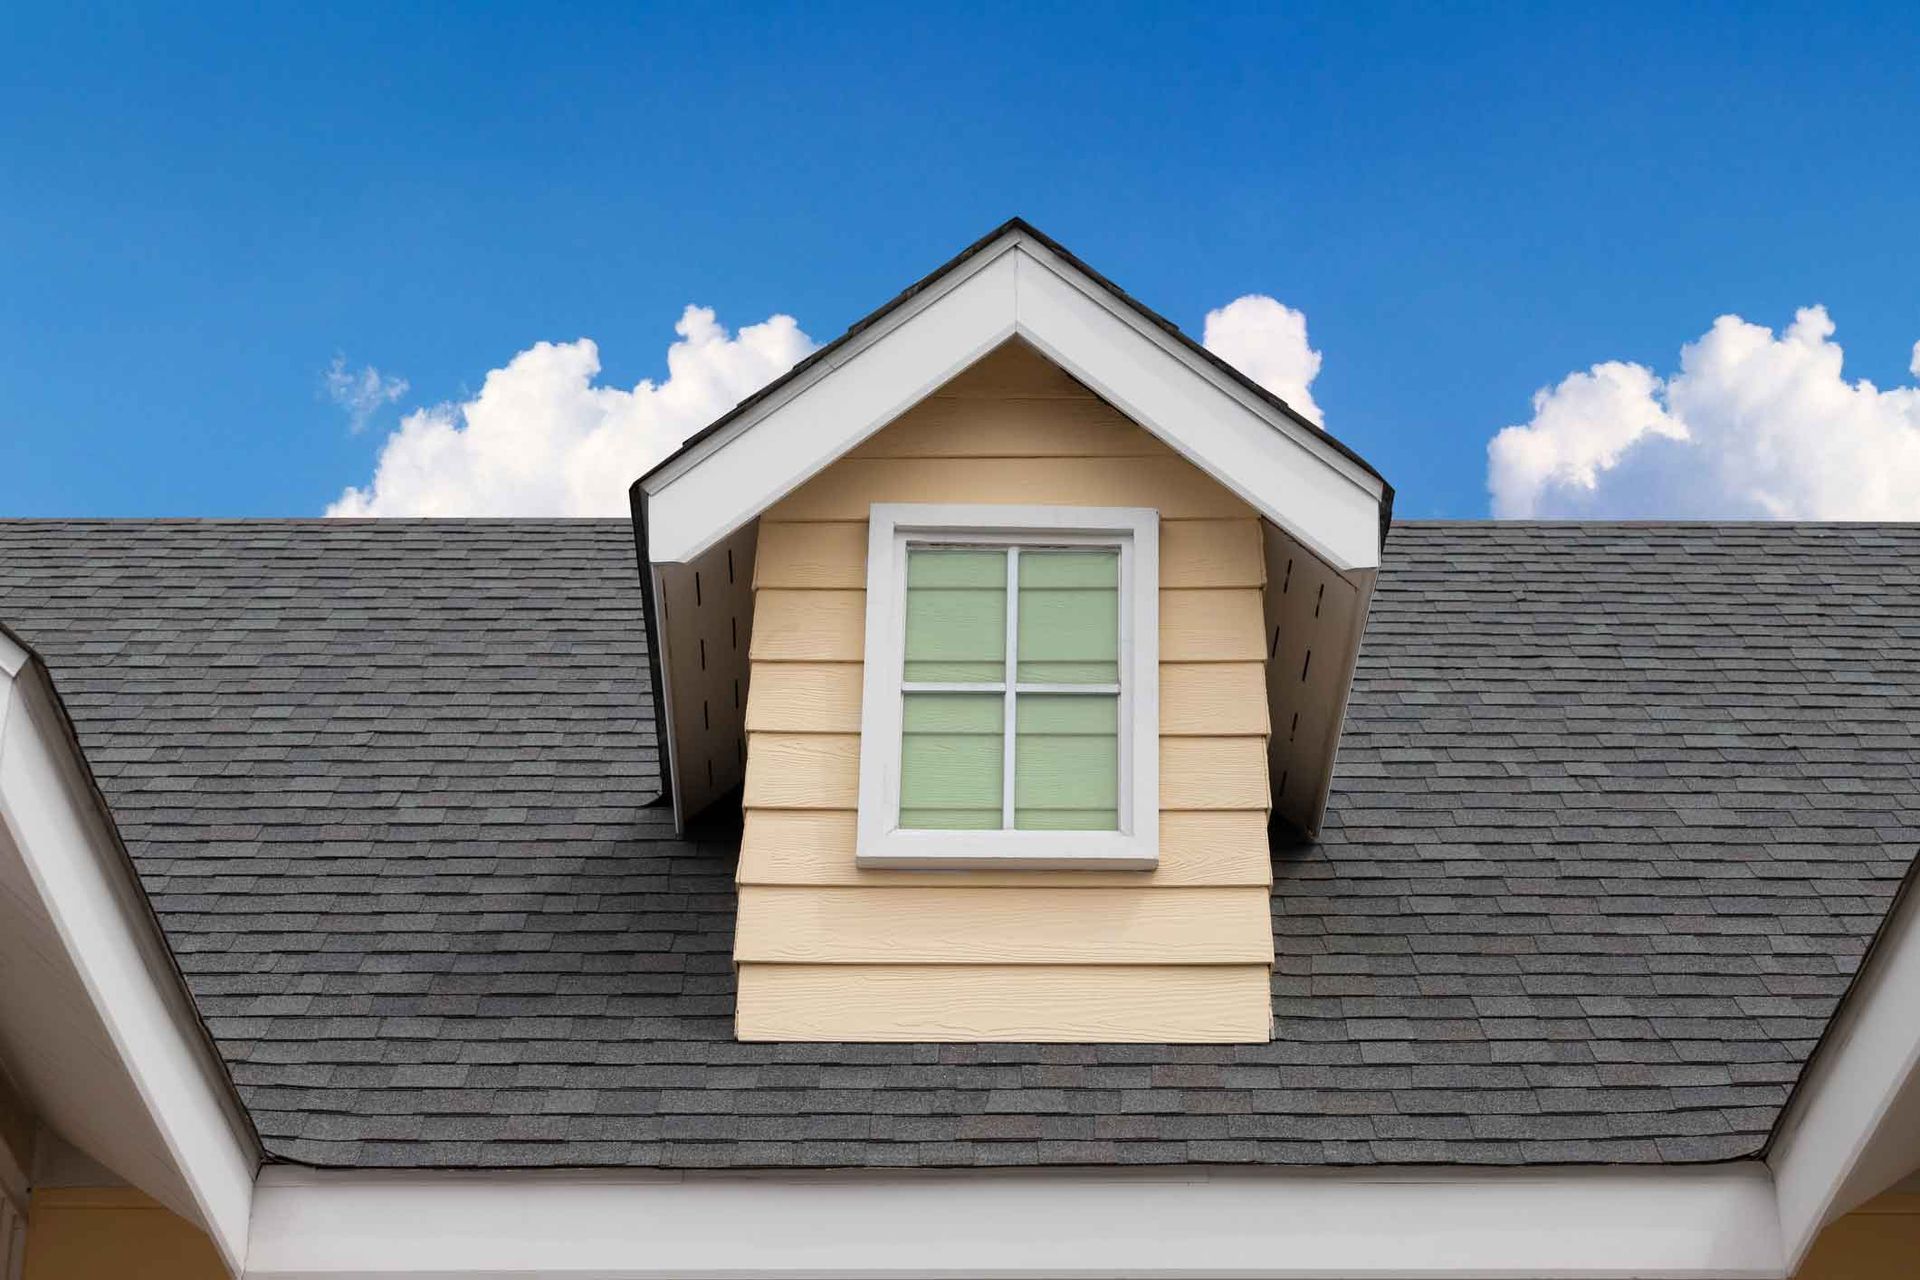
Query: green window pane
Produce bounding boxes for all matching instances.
[1017,550,1119,684]
[904,549,1006,683]
[1013,693,1118,830]
[899,691,1004,829]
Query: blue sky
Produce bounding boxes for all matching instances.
[3,3,1917,519]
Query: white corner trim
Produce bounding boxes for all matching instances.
[1767,867,1920,1271]
[641,230,1385,575]
[244,1163,1783,1280]
[853,503,1159,870]
[0,654,257,1274]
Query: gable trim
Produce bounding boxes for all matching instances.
[0,625,257,1275]
[1767,852,1920,1271]
[637,223,1389,576]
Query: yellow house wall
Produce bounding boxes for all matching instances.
[22,1187,223,1280]
[1796,1189,1920,1278]
[736,340,1275,1042]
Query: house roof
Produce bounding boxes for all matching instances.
[0,518,1913,1170]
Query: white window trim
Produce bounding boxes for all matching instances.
[855,503,1159,870]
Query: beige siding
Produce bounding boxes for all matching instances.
[23,1188,224,1280]
[738,339,1273,1042]
[1796,1190,1920,1279]
[737,886,1273,964]
[737,964,1272,1042]
[738,809,1271,887]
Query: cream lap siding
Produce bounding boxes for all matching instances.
[736,340,1274,1043]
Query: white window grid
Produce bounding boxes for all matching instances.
[898,536,1125,833]
[855,503,1160,871]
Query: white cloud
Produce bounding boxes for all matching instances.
[1202,294,1324,424]
[327,306,815,517]
[1488,306,1920,519]
[324,356,409,433]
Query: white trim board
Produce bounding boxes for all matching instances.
[854,503,1160,870]
[639,229,1387,575]
[245,1163,1783,1280]
[1767,863,1920,1271]
[0,640,257,1274]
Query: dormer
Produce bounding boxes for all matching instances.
[632,220,1391,1044]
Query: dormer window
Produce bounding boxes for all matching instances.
[855,504,1160,869]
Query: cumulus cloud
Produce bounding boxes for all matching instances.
[1488,307,1920,519]
[1202,294,1325,424]
[327,307,815,517]
[324,356,409,433]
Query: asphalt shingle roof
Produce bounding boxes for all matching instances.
[0,518,1913,1170]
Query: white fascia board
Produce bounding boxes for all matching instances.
[1768,868,1920,1271]
[643,245,1021,564]
[246,1164,1784,1280]
[0,654,256,1274]
[643,232,1385,576]
[1009,243,1383,574]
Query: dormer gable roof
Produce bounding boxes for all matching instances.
[634,218,1392,573]
[632,220,1395,829]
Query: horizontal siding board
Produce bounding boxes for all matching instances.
[735,886,1274,964]
[753,522,868,589]
[1163,737,1269,810]
[1161,663,1269,736]
[738,809,1272,887]
[742,733,861,809]
[1160,519,1265,588]
[847,398,1167,460]
[1161,588,1267,661]
[744,662,864,733]
[736,964,1273,1042]
[766,457,1258,522]
[749,590,865,660]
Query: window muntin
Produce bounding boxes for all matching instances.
[856,505,1158,869]
[898,545,1121,833]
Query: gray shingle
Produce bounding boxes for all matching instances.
[0,518,1913,1171]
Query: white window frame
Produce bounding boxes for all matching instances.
[855,503,1159,870]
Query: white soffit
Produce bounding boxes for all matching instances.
[641,229,1387,576]
[246,1163,1782,1280]
[1768,864,1920,1272]
[0,630,255,1275]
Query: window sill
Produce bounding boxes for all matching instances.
[854,829,1159,871]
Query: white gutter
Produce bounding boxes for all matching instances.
[247,1163,1782,1280]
